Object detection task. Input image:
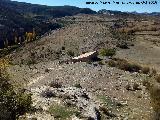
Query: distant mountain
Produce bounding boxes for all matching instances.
[98,9,133,16]
[0,0,96,48]
[148,12,160,16]
[98,9,160,17]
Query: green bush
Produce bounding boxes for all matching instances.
[0,75,32,120]
[99,48,116,57]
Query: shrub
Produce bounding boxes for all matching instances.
[155,75,160,83]
[62,46,65,50]
[0,58,10,74]
[41,89,56,98]
[116,59,141,73]
[108,60,116,67]
[48,104,79,119]
[141,67,150,74]
[0,75,32,120]
[86,61,92,64]
[67,50,74,57]
[133,83,141,91]
[99,48,116,57]
[124,63,142,73]
[49,80,62,88]
[98,61,104,65]
[149,81,160,119]
[152,69,157,76]
[142,79,150,89]
[74,83,82,88]
[108,58,142,73]
[26,59,36,65]
[125,84,131,91]
[99,106,116,118]
[116,42,129,49]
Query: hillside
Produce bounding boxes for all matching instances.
[1,1,160,120]
[0,0,96,48]
[1,13,159,120]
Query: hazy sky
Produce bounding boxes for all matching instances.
[12,0,160,13]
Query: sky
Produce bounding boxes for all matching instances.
[12,0,160,13]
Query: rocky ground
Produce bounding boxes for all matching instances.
[8,60,152,120]
[5,14,160,119]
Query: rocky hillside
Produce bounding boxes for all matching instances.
[1,13,159,120]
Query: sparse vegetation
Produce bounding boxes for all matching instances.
[151,69,157,76]
[108,58,142,73]
[74,83,82,88]
[99,106,116,118]
[0,58,10,74]
[98,61,104,65]
[0,4,159,120]
[133,83,141,91]
[67,50,75,57]
[141,66,150,74]
[155,75,160,83]
[41,89,56,98]
[49,80,62,88]
[108,60,116,67]
[48,104,79,120]
[149,80,160,119]
[99,48,116,57]
[116,42,129,49]
[108,58,152,75]
[142,78,151,89]
[0,73,32,120]
[98,95,122,109]
[26,59,36,65]
[125,84,132,91]
[62,46,65,50]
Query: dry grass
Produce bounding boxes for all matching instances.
[108,58,142,73]
[141,66,150,74]
[0,58,10,77]
[149,81,160,119]
[0,58,10,70]
[108,58,152,75]
[108,60,116,67]
[155,75,160,83]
